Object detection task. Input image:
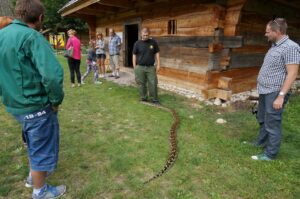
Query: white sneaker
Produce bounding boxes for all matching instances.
[25,175,33,188]
[32,184,66,199]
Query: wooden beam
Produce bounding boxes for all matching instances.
[206,67,259,93]
[272,0,300,10]
[63,13,93,20]
[86,4,120,13]
[206,88,232,100]
[230,53,265,68]
[77,10,104,17]
[154,36,243,48]
[97,0,132,9]
[208,43,223,53]
[158,67,207,85]
[77,6,118,17]
[218,76,232,90]
[61,0,100,17]
[224,0,247,36]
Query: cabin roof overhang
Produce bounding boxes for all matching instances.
[59,0,300,18]
[59,0,139,18]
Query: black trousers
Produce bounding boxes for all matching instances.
[68,58,81,84]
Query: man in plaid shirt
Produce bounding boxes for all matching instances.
[251,18,300,161]
[108,28,121,79]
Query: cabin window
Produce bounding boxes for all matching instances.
[168,20,177,35]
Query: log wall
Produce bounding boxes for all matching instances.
[94,3,227,77]
[68,0,300,97]
[229,0,300,69]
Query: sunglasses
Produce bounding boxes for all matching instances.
[273,19,279,26]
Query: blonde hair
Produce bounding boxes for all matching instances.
[67,29,76,35]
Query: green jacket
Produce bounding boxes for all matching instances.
[0,19,64,114]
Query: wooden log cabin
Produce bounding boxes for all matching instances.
[59,0,300,100]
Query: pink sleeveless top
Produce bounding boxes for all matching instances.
[66,36,81,60]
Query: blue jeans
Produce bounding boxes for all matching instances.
[14,105,60,172]
[256,91,289,158]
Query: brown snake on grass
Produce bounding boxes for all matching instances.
[141,101,180,184]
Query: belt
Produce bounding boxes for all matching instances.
[138,64,154,67]
[23,105,52,120]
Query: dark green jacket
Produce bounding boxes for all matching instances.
[0,19,64,114]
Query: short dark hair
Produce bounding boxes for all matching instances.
[15,0,44,23]
[267,18,288,34]
[141,27,150,33]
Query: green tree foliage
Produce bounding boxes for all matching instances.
[42,0,88,33]
[11,0,88,33]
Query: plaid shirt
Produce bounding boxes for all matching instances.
[257,36,300,94]
[108,34,121,55]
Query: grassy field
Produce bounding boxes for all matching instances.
[0,55,299,199]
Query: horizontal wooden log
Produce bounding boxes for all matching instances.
[154,36,243,48]
[176,13,221,28]
[158,67,207,84]
[158,75,206,93]
[218,76,232,90]
[160,58,208,73]
[230,53,265,68]
[206,89,232,100]
[176,27,215,36]
[206,66,259,93]
[159,46,209,57]
[208,43,223,53]
[231,78,257,93]
[231,45,269,53]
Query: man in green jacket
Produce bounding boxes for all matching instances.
[0,0,66,198]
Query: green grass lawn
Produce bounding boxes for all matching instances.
[0,55,299,199]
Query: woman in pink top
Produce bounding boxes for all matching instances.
[66,29,81,87]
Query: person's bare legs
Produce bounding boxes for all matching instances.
[97,58,101,77]
[100,58,105,77]
[31,170,47,188]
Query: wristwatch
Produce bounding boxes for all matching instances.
[279,91,285,96]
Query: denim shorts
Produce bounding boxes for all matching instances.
[14,105,60,172]
[96,54,106,59]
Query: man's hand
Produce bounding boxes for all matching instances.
[156,65,160,72]
[273,96,284,110]
[52,105,59,112]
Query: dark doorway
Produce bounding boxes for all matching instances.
[125,24,139,67]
